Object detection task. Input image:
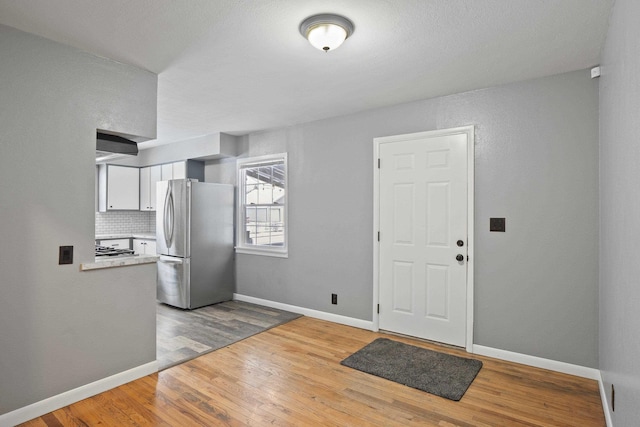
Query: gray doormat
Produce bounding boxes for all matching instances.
[340,338,482,401]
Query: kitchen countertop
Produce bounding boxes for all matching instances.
[80,254,159,271]
[96,233,156,240]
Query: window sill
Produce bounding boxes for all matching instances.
[235,247,288,258]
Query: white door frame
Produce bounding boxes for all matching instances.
[373,126,475,352]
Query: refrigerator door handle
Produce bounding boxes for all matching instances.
[163,185,174,249]
[159,255,183,264]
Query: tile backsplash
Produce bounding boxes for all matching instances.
[95,211,156,235]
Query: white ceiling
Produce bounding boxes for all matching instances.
[0,0,613,148]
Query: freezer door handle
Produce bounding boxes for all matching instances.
[163,185,174,249]
[159,255,184,264]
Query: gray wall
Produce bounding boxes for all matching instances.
[599,0,640,424]
[207,69,599,368]
[0,25,157,415]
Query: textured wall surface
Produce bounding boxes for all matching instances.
[206,69,599,368]
[0,25,157,416]
[599,0,640,424]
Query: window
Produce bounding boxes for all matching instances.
[236,153,288,257]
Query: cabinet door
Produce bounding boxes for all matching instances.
[146,240,157,255]
[133,239,156,255]
[161,163,173,181]
[133,239,145,255]
[172,161,186,179]
[139,167,151,211]
[107,165,139,210]
[140,165,161,211]
[148,165,162,210]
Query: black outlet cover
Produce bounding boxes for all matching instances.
[331,293,337,305]
[490,218,506,232]
[59,246,73,264]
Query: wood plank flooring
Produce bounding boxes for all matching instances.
[157,301,301,370]
[22,317,606,426]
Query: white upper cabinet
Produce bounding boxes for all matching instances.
[161,163,173,181]
[97,161,204,212]
[160,161,190,181]
[139,165,161,211]
[172,161,186,179]
[98,165,140,211]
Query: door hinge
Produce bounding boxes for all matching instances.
[377,231,380,242]
[378,158,381,169]
[377,304,380,314]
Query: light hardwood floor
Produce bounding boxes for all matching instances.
[157,301,301,370]
[22,317,605,426]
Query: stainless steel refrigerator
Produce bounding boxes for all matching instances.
[156,179,234,309]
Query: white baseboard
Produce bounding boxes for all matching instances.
[233,293,375,331]
[233,294,599,379]
[0,361,158,427]
[472,344,600,380]
[235,296,612,423]
[598,371,613,427]
[473,344,612,424]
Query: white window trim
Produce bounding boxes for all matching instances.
[236,153,288,258]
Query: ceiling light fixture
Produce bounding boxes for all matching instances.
[299,14,354,52]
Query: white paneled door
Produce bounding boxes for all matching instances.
[377,127,472,347]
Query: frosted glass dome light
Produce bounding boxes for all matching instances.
[300,14,354,52]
